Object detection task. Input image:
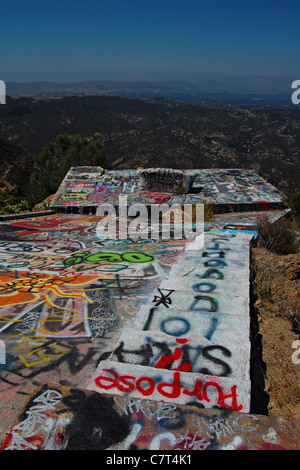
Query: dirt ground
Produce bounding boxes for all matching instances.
[251,246,300,420]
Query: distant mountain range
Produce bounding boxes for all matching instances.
[0,93,300,206]
[5,77,294,107]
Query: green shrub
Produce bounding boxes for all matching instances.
[284,191,300,219]
[253,264,273,301]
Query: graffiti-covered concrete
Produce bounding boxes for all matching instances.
[0,213,193,443]
[87,231,252,413]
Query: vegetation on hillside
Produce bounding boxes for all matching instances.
[256,216,299,255]
[0,138,34,214]
[26,134,107,207]
[0,134,107,213]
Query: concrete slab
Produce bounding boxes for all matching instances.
[51,168,284,214]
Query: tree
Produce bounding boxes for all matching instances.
[27,134,107,207]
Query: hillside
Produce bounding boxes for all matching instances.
[0,95,300,196]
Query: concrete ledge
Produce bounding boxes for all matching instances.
[0,210,55,221]
[87,359,251,412]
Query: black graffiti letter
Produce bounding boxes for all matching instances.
[198,345,232,377]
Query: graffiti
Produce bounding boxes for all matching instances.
[111,335,233,377]
[144,287,247,320]
[1,386,132,450]
[0,164,296,451]
[95,368,241,409]
[38,297,90,338]
[1,382,298,450]
[139,308,249,345]
[0,271,101,309]
[0,214,109,253]
[2,388,63,450]
[0,249,160,277]
[0,291,119,356]
[0,229,193,404]
[109,327,249,382]
[66,182,95,193]
[15,336,67,368]
[137,168,196,193]
[89,360,247,412]
[58,193,89,202]
[0,242,44,253]
[51,168,284,212]
[189,295,219,312]
[86,289,119,340]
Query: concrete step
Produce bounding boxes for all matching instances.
[134,305,250,345]
[108,327,251,382]
[143,287,250,316]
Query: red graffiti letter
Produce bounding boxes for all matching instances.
[183,379,203,401]
[117,375,136,393]
[157,371,182,399]
[203,382,243,412]
[95,369,119,390]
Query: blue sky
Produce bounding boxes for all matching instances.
[1,0,300,83]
